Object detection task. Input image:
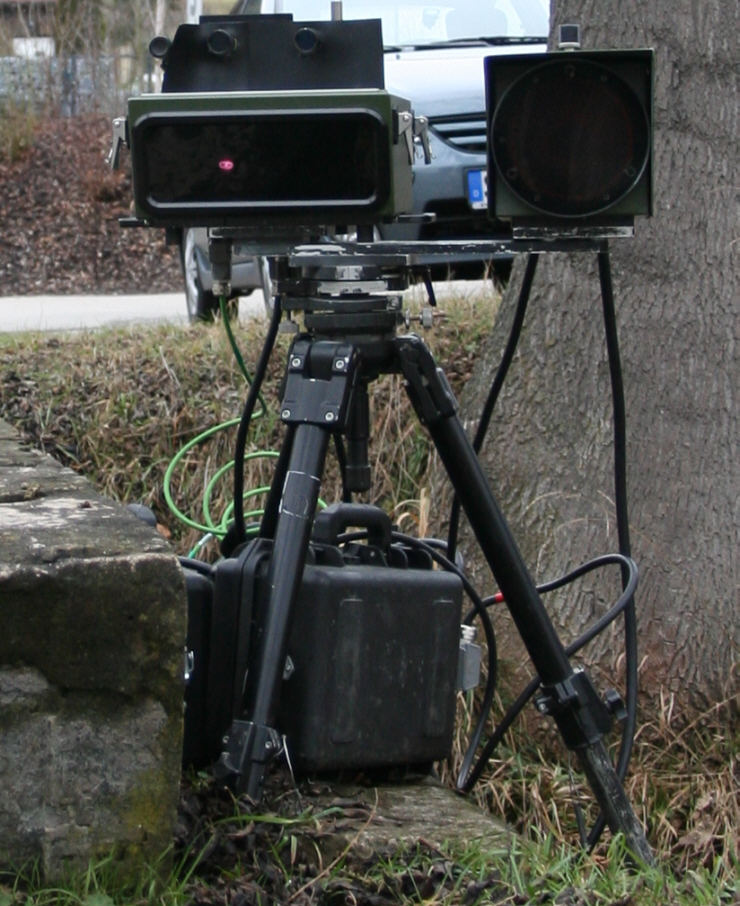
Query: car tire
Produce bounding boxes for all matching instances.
[181,228,219,322]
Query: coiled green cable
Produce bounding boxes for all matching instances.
[164,296,328,554]
[163,296,275,547]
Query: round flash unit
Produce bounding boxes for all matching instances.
[491,59,650,218]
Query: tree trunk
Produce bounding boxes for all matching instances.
[456,0,737,717]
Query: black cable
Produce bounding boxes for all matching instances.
[457,554,639,792]
[464,553,638,622]
[333,435,353,503]
[231,296,282,547]
[178,556,215,578]
[447,246,640,849]
[585,246,639,848]
[456,553,638,791]
[422,268,438,307]
[447,252,538,561]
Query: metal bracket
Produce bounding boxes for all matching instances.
[396,110,433,165]
[107,116,128,170]
[280,338,359,429]
[208,235,233,298]
[534,666,614,749]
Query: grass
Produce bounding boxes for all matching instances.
[0,287,490,558]
[0,293,737,904]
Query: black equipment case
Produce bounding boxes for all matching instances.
[183,505,463,774]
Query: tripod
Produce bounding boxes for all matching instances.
[213,243,653,865]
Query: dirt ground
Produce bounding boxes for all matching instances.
[0,115,182,296]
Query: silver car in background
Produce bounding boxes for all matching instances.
[181,1,549,317]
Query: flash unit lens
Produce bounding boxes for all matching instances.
[491,59,650,218]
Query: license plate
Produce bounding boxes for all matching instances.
[467,169,488,210]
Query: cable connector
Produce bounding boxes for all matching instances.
[458,624,482,691]
[209,235,233,298]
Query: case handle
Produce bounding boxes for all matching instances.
[312,503,392,550]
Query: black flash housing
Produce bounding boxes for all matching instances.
[485,49,654,233]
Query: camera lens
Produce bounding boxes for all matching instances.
[207,29,237,59]
[294,27,320,55]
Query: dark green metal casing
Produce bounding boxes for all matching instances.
[126,89,414,228]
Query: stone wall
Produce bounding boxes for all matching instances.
[0,418,186,879]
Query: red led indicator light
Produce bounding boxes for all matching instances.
[218,158,235,172]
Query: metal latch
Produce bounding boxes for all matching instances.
[396,110,433,166]
[397,110,415,164]
[414,114,432,164]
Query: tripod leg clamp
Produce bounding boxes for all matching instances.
[214,719,281,799]
[534,667,614,750]
[394,335,458,425]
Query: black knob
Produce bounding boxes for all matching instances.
[149,36,171,60]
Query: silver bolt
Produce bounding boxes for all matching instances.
[282,409,291,419]
[325,412,336,422]
[291,356,302,368]
[334,357,346,370]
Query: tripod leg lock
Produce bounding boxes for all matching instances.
[535,667,614,750]
[214,719,282,800]
[395,335,458,425]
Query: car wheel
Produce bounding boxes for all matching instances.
[181,228,219,322]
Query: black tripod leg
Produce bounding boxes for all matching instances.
[259,423,296,539]
[577,740,653,864]
[216,422,330,801]
[396,336,653,864]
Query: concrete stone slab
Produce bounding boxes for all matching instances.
[324,778,512,860]
[0,418,186,879]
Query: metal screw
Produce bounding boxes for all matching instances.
[282,409,291,419]
[291,356,302,368]
[325,412,336,422]
[334,357,346,370]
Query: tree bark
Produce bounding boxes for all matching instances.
[456,0,738,716]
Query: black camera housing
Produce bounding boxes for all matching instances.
[125,15,415,229]
[159,16,384,94]
[485,49,654,231]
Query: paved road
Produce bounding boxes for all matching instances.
[0,291,268,333]
[0,280,493,334]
